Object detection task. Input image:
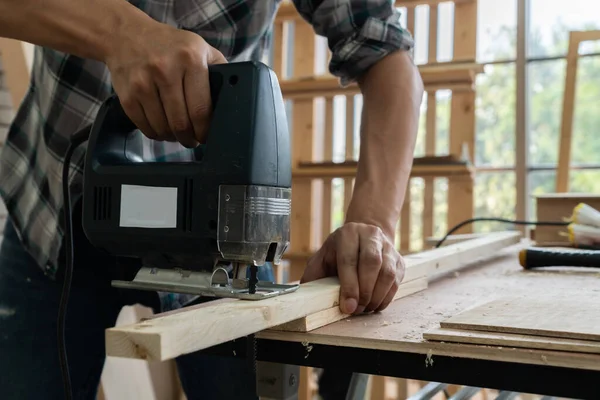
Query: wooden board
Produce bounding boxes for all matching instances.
[440,296,600,342]
[257,243,600,372]
[270,277,428,332]
[105,232,521,361]
[423,327,600,354]
[275,232,520,332]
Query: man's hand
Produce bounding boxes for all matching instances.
[301,222,405,315]
[106,21,227,148]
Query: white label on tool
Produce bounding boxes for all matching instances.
[119,184,177,228]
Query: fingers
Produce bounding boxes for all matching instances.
[139,84,173,141]
[183,47,227,143]
[336,228,360,315]
[375,256,405,312]
[356,228,383,314]
[184,65,213,144]
[365,241,396,312]
[158,78,197,148]
[121,98,158,140]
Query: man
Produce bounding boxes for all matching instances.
[0,0,423,399]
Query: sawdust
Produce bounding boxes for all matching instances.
[0,307,16,318]
[301,341,313,359]
[425,350,434,367]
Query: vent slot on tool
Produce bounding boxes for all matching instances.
[93,186,112,221]
[183,177,193,231]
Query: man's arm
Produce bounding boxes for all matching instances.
[0,0,227,147]
[347,50,422,239]
[0,0,148,61]
[293,0,423,315]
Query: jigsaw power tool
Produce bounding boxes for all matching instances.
[80,61,298,300]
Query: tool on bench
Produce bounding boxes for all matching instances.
[518,203,600,270]
[519,247,600,269]
[80,61,298,299]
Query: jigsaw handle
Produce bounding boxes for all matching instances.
[87,64,227,166]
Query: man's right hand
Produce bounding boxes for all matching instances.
[105,22,227,148]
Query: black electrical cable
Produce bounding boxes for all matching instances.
[58,125,92,400]
[434,217,571,248]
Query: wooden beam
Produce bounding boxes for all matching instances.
[275,0,475,22]
[293,162,474,179]
[105,231,521,361]
[279,63,484,98]
[556,30,600,192]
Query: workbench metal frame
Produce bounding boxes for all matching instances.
[203,337,600,400]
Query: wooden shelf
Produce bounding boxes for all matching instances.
[279,63,484,98]
[275,0,475,22]
[293,156,474,180]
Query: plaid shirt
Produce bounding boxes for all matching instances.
[0,0,413,311]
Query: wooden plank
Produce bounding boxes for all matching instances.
[422,93,437,244]
[452,0,478,62]
[555,32,580,193]
[515,0,528,235]
[447,90,475,234]
[275,0,475,22]
[279,63,484,97]
[321,97,334,239]
[105,232,520,361]
[270,277,427,332]
[289,21,318,282]
[440,296,600,342]
[556,30,600,192]
[424,327,600,354]
[343,95,354,212]
[272,21,285,78]
[293,163,474,179]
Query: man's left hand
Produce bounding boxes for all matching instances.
[301,222,405,315]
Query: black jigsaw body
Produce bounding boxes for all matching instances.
[80,61,298,300]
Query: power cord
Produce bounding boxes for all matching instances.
[434,217,570,248]
[59,124,92,400]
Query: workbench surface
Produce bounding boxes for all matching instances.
[208,242,600,398]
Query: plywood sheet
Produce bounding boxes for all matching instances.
[424,327,600,354]
[440,296,600,342]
